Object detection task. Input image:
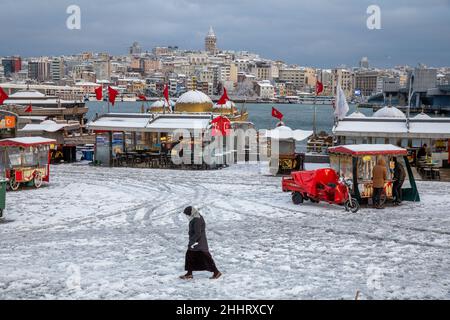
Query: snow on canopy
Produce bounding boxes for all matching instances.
[373,106,406,118]
[20,120,69,133]
[328,144,408,155]
[0,136,56,147]
[265,126,313,141]
[176,90,213,104]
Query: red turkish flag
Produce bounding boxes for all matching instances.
[0,87,9,104]
[316,81,324,95]
[163,84,169,103]
[216,87,229,105]
[211,115,231,136]
[108,86,119,106]
[94,86,103,101]
[271,107,283,120]
[138,94,147,101]
[25,104,33,113]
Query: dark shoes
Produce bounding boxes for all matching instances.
[180,272,222,280]
[179,274,193,280]
[210,272,222,280]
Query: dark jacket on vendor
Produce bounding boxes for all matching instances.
[188,207,209,252]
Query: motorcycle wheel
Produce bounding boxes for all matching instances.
[9,177,20,191]
[292,192,304,205]
[345,197,360,213]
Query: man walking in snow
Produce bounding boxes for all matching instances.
[180,206,222,280]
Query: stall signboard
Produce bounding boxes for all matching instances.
[0,115,16,129]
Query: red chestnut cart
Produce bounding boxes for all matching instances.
[0,137,56,191]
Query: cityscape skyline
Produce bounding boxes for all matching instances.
[1,0,450,68]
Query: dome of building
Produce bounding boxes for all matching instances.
[413,112,432,119]
[347,110,367,118]
[175,90,213,113]
[373,106,406,118]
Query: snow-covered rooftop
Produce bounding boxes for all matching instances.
[8,90,46,99]
[87,114,211,132]
[19,120,75,133]
[334,118,450,138]
[264,126,313,141]
[146,116,210,132]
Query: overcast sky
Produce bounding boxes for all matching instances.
[1,0,450,68]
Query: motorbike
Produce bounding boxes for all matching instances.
[282,168,360,213]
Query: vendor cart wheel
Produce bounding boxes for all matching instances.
[34,172,43,188]
[9,178,20,191]
[345,197,360,213]
[292,192,304,205]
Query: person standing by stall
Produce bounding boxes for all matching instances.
[393,157,406,205]
[180,206,222,280]
[372,157,387,209]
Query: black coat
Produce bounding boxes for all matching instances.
[394,162,406,184]
[188,216,209,252]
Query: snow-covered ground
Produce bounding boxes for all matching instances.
[0,163,449,300]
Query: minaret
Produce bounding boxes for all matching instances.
[205,26,217,54]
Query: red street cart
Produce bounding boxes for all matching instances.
[327,144,420,204]
[0,137,56,191]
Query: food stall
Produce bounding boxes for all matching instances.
[0,137,55,191]
[328,144,420,203]
[265,126,313,175]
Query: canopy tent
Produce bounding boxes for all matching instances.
[87,113,212,133]
[328,144,408,156]
[0,137,56,147]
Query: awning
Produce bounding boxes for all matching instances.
[146,116,211,132]
[333,118,450,139]
[87,116,151,132]
[0,137,56,147]
[328,144,408,156]
[87,114,211,133]
[20,120,73,133]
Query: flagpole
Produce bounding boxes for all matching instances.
[313,92,317,137]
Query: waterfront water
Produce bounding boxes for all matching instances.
[86,101,370,133]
